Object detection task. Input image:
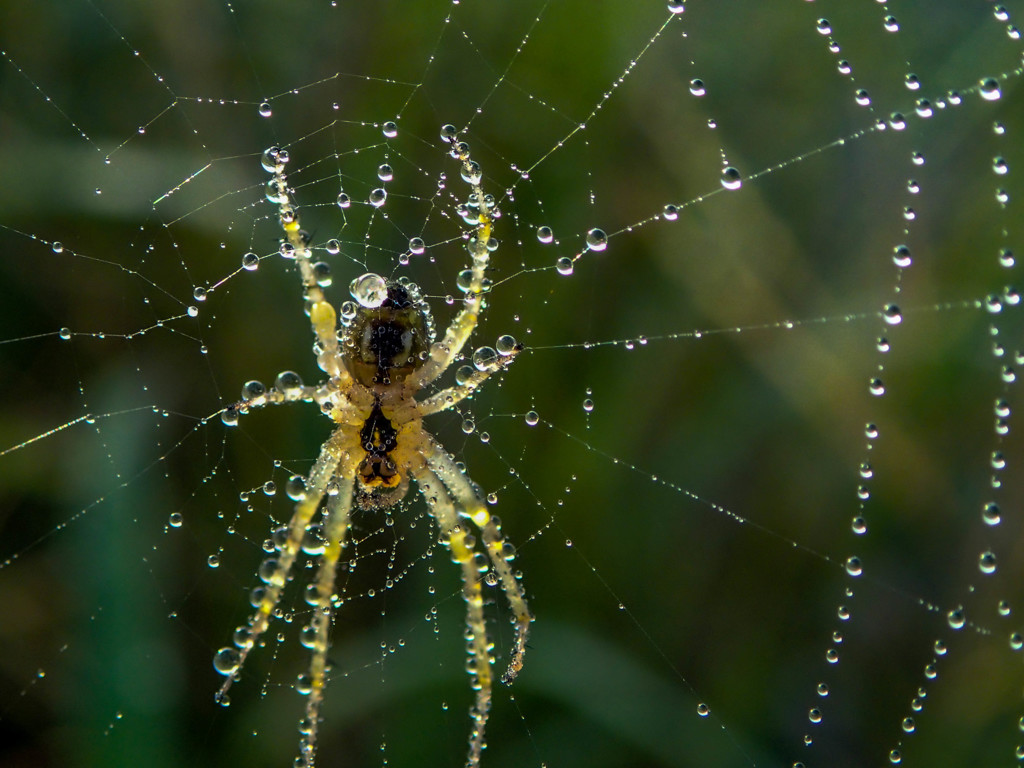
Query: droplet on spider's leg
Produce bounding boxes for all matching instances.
[213,647,241,676]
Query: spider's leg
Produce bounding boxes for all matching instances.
[411,141,496,388]
[297,475,354,768]
[422,432,533,684]
[418,344,521,416]
[215,428,352,704]
[411,463,493,768]
[263,148,351,384]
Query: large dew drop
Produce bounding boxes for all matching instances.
[213,647,241,675]
[585,228,608,251]
[349,273,388,308]
[980,77,1002,101]
[720,166,742,190]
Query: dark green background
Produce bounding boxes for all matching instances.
[1,2,1023,767]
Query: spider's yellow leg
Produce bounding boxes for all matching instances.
[422,433,533,685]
[412,140,495,388]
[296,475,354,768]
[263,148,350,383]
[412,464,493,768]
[417,344,521,417]
[215,429,352,704]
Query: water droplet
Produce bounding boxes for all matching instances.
[662,204,679,221]
[993,156,1009,175]
[381,121,398,138]
[496,335,518,355]
[696,703,710,717]
[258,102,272,117]
[720,167,742,190]
[845,556,863,577]
[979,550,998,574]
[556,257,574,276]
[525,411,540,426]
[336,191,351,209]
[816,18,832,35]
[892,245,912,268]
[349,273,388,308]
[440,124,458,142]
[472,346,498,371]
[947,607,965,630]
[377,163,393,182]
[213,647,241,675]
[51,241,64,253]
[808,708,822,724]
[242,252,260,271]
[582,398,595,413]
[869,378,886,396]
[460,161,482,185]
[207,554,221,569]
[883,304,902,325]
[980,77,1002,101]
[855,89,871,107]
[58,327,71,340]
[285,476,308,503]
[883,15,899,32]
[295,674,313,696]
[312,261,332,287]
[586,228,608,251]
[409,237,426,254]
[983,501,1002,526]
[689,78,706,97]
[905,73,921,90]
[242,380,266,401]
[667,1,685,14]
[536,226,554,243]
[168,512,183,528]
[369,188,387,207]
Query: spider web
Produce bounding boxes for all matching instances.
[1,1,1022,767]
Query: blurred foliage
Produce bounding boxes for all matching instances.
[1,2,1023,768]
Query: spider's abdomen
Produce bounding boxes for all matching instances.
[342,279,433,386]
[355,400,409,509]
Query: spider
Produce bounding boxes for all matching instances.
[211,128,533,768]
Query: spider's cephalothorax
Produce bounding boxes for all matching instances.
[216,137,533,768]
[342,279,434,386]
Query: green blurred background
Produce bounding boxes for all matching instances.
[1,1,1023,767]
